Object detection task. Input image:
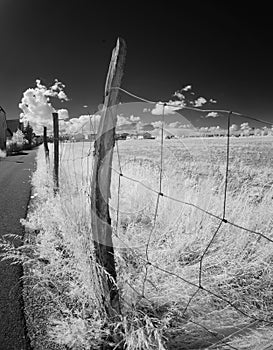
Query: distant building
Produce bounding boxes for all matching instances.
[115,133,128,140]
[143,132,155,139]
[6,119,23,138]
[0,106,23,150]
[69,133,97,142]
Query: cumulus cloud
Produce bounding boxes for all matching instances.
[194,97,207,107]
[58,91,68,100]
[58,109,69,120]
[19,79,69,134]
[209,126,220,132]
[65,114,101,135]
[240,122,250,130]
[206,111,219,118]
[168,121,181,128]
[129,115,140,122]
[151,101,183,115]
[182,85,192,91]
[117,115,131,126]
[173,91,185,100]
[151,121,162,129]
[19,88,54,133]
[172,85,217,111]
[143,107,151,113]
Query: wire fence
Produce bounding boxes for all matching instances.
[55,87,273,349]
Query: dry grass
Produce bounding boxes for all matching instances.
[3,136,273,349]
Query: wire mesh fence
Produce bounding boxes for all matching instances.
[42,86,273,349]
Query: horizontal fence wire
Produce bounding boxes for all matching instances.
[108,86,273,349]
[110,167,273,244]
[110,86,273,127]
[55,86,273,350]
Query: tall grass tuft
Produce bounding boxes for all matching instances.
[2,136,273,349]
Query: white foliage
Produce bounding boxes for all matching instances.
[0,149,6,158]
[19,79,69,134]
[11,129,25,144]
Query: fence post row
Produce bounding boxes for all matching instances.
[90,37,126,317]
[52,112,59,194]
[43,126,49,162]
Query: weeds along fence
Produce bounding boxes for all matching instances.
[44,85,273,349]
[38,42,273,349]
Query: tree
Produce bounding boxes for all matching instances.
[230,124,238,135]
[19,79,69,135]
[262,126,269,136]
[22,122,33,149]
[240,122,251,136]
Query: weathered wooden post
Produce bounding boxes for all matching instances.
[53,112,59,194]
[91,37,126,317]
[43,126,49,162]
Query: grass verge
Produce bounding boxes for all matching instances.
[1,137,273,349]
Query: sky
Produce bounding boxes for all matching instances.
[0,0,272,128]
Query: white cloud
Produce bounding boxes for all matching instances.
[240,122,250,130]
[194,97,207,107]
[143,107,151,113]
[168,121,181,128]
[129,115,140,122]
[209,126,220,132]
[64,114,101,135]
[151,121,162,129]
[58,91,68,101]
[117,115,131,126]
[19,79,69,134]
[58,109,69,120]
[206,112,219,118]
[151,101,183,115]
[173,91,185,100]
[182,85,192,91]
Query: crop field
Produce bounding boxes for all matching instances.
[22,136,273,350]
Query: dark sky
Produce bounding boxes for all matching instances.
[1,0,272,123]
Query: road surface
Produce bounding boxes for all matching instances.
[0,150,36,350]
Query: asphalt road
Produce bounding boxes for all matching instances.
[0,150,36,350]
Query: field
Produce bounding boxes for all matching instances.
[21,136,273,349]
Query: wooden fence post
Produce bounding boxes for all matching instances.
[43,126,49,163]
[91,37,126,317]
[53,113,59,194]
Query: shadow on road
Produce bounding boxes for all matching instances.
[0,151,32,164]
[8,151,29,156]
